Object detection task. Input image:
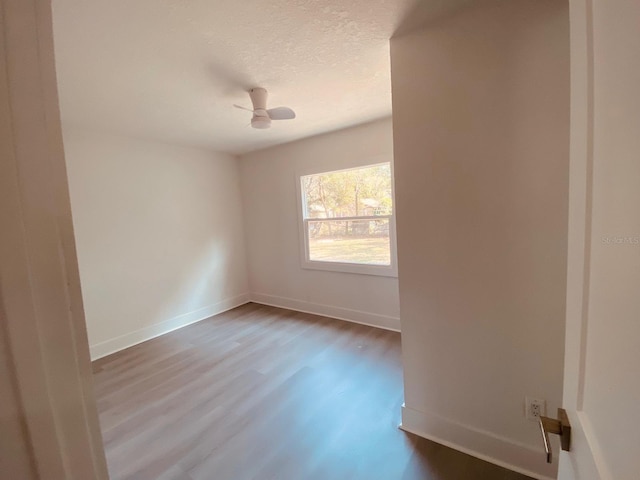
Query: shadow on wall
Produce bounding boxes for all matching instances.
[155,239,227,321]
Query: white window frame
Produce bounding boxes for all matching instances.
[296,161,398,278]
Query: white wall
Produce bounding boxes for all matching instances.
[239,118,400,330]
[64,127,249,359]
[391,1,569,478]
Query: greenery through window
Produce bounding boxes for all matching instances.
[300,163,393,268]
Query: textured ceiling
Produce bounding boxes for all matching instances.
[51,0,464,154]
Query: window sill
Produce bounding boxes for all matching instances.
[301,260,398,278]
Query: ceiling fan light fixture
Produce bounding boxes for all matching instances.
[251,116,271,129]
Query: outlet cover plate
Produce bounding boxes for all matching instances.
[525,397,546,421]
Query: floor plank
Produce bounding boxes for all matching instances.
[93,303,534,480]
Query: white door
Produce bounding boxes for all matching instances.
[559,1,640,479]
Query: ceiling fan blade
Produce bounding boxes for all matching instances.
[233,104,254,112]
[267,106,296,120]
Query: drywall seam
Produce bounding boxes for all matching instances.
[250,292,401,332]
[89,293,250,360]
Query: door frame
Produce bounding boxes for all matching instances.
[0,0,109,478]
[559,0,609,478]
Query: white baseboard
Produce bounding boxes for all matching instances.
[89,293,250,360]
[400,404,557,480]
[249,292,401,332]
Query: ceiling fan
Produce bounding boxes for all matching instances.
[234,87,296,129]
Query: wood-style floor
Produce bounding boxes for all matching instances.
[93,303,533,480]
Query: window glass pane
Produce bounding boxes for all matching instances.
[301,163,392,219]
[307,219,390,265]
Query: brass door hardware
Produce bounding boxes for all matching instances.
[538,408,571,463]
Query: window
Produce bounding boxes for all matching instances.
[298,162,397,277]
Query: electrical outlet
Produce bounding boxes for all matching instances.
[525,397,546,421]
